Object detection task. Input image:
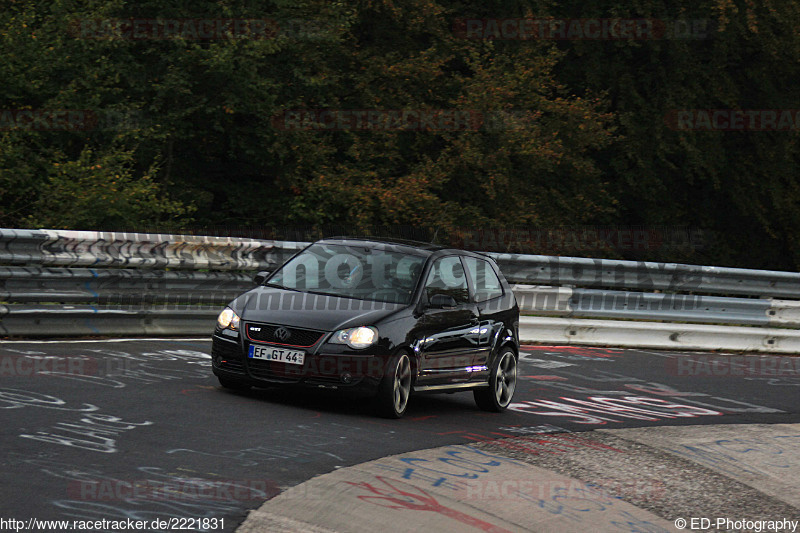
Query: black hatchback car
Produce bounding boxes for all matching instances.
[212,238,519,418]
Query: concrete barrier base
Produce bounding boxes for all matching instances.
[238,423,800,532]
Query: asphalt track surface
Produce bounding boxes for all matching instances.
[0,339,797,531]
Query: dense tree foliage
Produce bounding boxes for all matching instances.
[550,0,800,268]
[1,0,798,268]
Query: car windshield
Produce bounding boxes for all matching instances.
[266,243,427,304]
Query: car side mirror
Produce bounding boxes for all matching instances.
[253,271,270,285]
[429,293,458,309]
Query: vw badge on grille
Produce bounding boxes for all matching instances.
[273,327,291,342]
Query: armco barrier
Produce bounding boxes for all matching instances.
[1,228,799,351]
[489,253,800,298]
[0,304,217,336]
[0,228,304,269]
[512,285,775,326]
[0,267,252,305]
[518,316,800,354]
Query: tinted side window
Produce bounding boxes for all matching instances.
[464,257,504,302]
[424,256,469,304]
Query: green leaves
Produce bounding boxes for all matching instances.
[1,0,798,269]
[24,146,193,230]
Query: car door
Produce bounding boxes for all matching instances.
[462,255,507,373]
[413,255,481,386]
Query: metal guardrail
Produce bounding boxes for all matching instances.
[489,253,800,298]
[0,304,218,336]
[1,228,799,351]
[518,316,800,353]
[0,266,252,304]
[512,285,776,326]
[0,228,303,269]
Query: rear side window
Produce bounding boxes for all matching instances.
[463,257,504,302]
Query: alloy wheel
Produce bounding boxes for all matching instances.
[493,351,517,408]
[393,354,412,414]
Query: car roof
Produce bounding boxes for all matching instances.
[316,236,448,254]
[314,236,498,263]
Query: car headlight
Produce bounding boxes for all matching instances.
[330,326,378,349]
[217,307,240,331]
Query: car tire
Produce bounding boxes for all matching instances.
[377,353,412,419]
[218,376,250,391]
[474,348,517,412]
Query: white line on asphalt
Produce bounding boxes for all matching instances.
[0,338,210,344]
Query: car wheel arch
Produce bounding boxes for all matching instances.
[394,346,419,384]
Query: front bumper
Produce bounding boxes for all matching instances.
[211,333,384,395]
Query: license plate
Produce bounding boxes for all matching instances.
[248,345,305,365]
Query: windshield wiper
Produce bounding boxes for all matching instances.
[264,282,302,292]
[264,284,345,298]
[302,289,360,299]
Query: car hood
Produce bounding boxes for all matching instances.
[229,286,406,332]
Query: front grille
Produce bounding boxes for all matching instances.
[245,323,325,347]
[306,375,344,385]
[246,358,302,382]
